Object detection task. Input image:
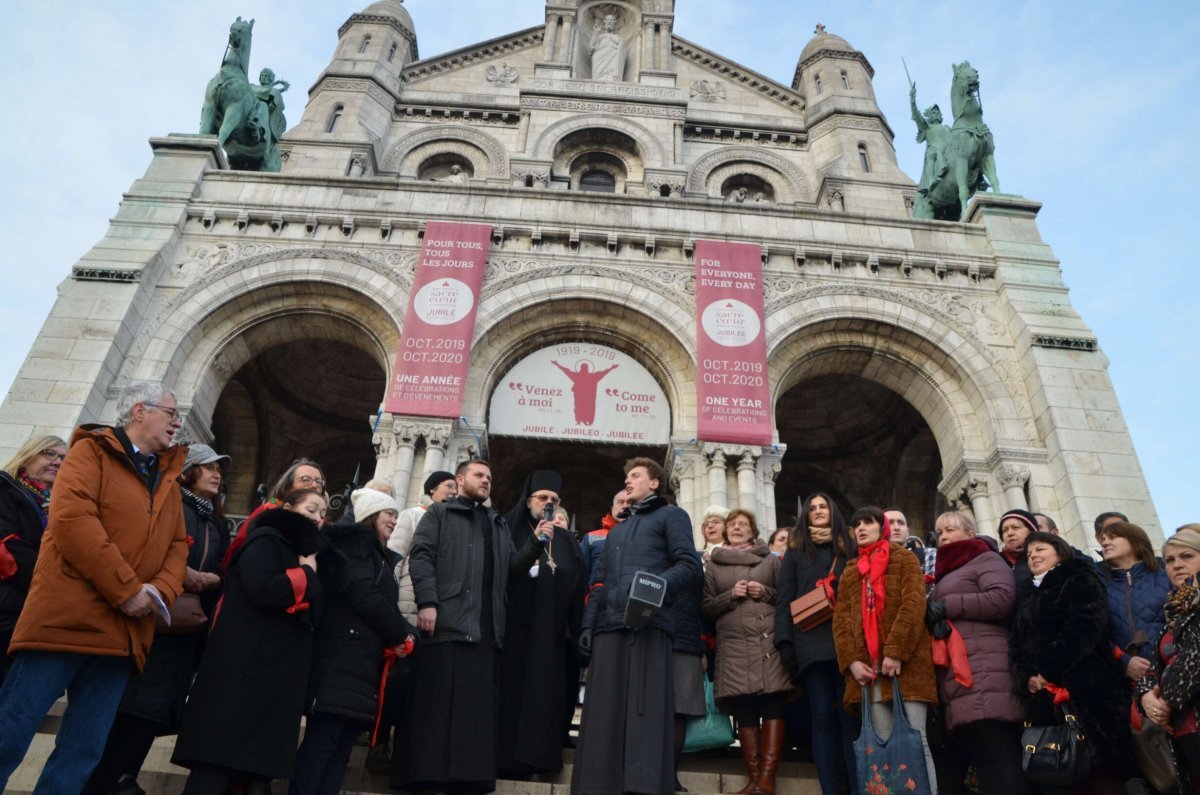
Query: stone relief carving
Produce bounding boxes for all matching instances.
[690,79,725,102]
[478,259,695,320]
[825,190,845,212]
[179,243,232,275]
[672,43,805,111]
[485,62,519,84]
[403,31,543,84]
[996,463,1031,488]
[381,124,509,177]
[685,146,810,199]
[970,299,1006,340]
[318,78,395,111]
[526,78,682,100]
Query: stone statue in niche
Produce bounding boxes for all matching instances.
[589,14,626,81]
[430,165,470,184]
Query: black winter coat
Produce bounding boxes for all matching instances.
[1010,555,1135,777]
[409,497,542,647]
[774,541,846,675]
[583,495,703,639]
[306,521,416,723]
[115,493,227,733]
[172,508,325,779]
[0,471,48,647]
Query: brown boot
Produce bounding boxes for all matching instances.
[735,725,762,794]
[755,719,786,795]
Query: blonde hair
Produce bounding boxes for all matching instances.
[2,435,68,478]
[935,510,977,539]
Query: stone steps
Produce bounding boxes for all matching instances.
[11,706,823,794]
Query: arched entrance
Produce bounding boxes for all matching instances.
[207,314,388,514]
[774,373,944,541]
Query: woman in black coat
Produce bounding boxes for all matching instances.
[0,434,66,685]
[172,490,327,795]
[85,445,231,795]
[773,493,857,795]
[1010,531,1135,794]
[290,488,417,795]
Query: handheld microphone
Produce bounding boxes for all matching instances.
[541,502,555,542]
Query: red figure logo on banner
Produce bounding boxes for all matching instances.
[551,360,619,425]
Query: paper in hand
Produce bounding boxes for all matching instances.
[144,585,170,626]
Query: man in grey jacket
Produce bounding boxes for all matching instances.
[396,459,548,794]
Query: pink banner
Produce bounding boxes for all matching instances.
[384,221,492,417]
[695,239,772,445]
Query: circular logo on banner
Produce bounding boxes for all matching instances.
[701,299,761,347]
[413,278,475,326]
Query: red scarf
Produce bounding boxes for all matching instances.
[857,538,891,666]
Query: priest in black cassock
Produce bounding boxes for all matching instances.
[497,470,586,780]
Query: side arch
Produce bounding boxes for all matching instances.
[380,124,510,178]
[686,146,811,201]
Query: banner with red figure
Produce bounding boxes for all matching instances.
[384,221,492,417]
[694,239,772,445]
[489,343,669,444]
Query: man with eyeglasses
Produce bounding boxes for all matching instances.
[0,382,190,792]
[498,470,585,780]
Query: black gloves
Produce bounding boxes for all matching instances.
[776,642,802,684]
[577,628,593,665]
[925,600,950,639]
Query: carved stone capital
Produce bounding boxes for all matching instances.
[672,457,696,478]
[996,463,1030,489]
[736,449,758,471]
[392,421,419,447]
[372,432,393,457]
[418,422,454,449]
[965,474,990,501]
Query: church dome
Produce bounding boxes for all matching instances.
[799,25,857,63]
[360,0,414,33]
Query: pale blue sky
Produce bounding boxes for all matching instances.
[0,1,1195,531]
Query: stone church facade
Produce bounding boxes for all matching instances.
[0,0,1159,550]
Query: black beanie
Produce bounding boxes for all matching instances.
[423,470,455,496]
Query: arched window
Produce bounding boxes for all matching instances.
[858,143,871,173]
[359,35,371,54]
[387,42,397,62]
[841,70,850,89]
[327,105,344,134]
[814,73,823,94]
[579,170,616,193]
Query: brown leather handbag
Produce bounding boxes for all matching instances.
[156,592,209,634]
[791,557,838,631]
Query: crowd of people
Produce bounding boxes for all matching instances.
[0,381,1197,795]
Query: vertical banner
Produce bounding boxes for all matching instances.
[694,239,773,445]
[384,221,493,417]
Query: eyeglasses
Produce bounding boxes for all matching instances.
[296,475,327,488]
[40,449,66,463]
[531,494,561,505]
[143,403,180,421]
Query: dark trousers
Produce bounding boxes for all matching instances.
[83,712,159,794]
[802,659,859,795]
[289,713,368,795]
[956,718,1032,795]
[723,694,785,727]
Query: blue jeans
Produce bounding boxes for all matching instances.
[0,651,132,794]
[802,659,860,795]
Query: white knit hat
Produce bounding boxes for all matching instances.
[351,488,398,522]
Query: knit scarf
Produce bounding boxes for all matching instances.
[857,537,891,666]
[17,468,51,514]
[1164,576,1200,633]
[809,525,833,544]
[181,487,214,518]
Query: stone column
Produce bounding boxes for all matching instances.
[757,450,784,535]
[705,445,728,511]
[658,22,671,70]
[560,14,575,64]
[421,426,450,478]
[543,14,558,61]
[736,449,758,514]
[642,20,655,73]
[996,463,1031,511]
[391,423,418,507]
[966,475,995,539]
[372,426,395,485]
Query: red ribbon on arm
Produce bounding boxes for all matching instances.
[373,647,400,748]
[815,572,837,604]
[284,566,311,615]
[585,580,604,605]
[1044,682,1071,705]
[930,621,974,688]
[0,534,19,580]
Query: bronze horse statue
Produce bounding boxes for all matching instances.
[200,18,273,171]
[913,62,1000,221]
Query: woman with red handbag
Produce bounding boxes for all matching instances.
[773,493,858,795]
